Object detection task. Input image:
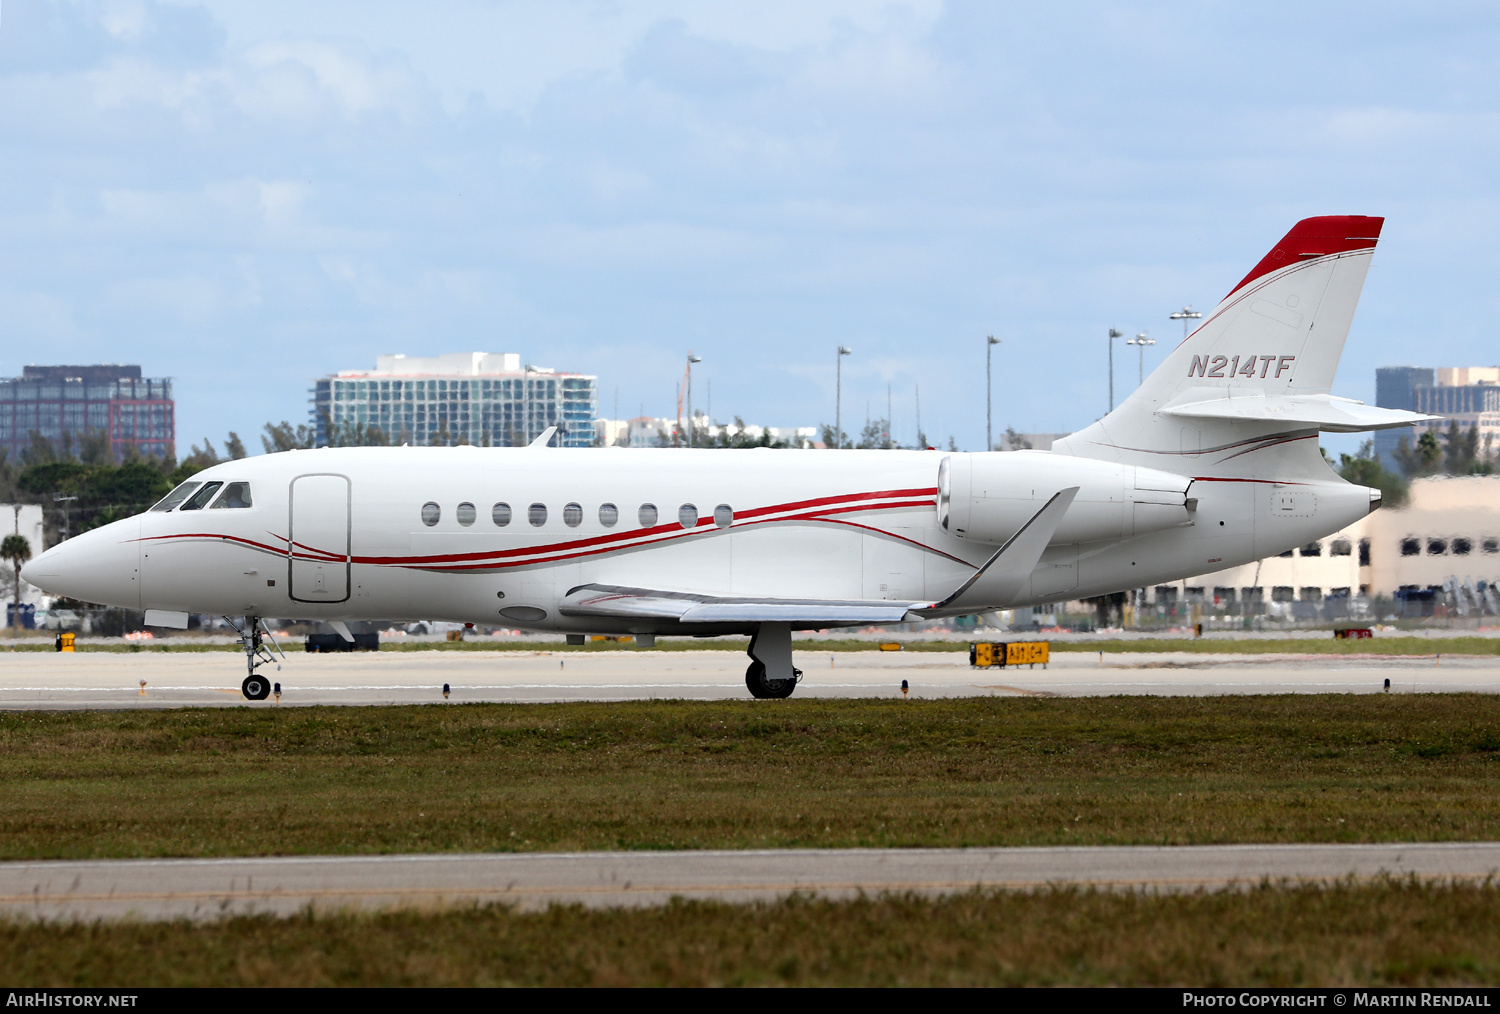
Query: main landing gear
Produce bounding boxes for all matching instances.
[745,622,802,699]
[231,615,283,701]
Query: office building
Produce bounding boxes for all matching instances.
[0,365,174,463]
[1373,366,1433,469]
[311,353,598,448]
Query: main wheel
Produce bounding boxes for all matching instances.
[745,661,801,699]
[242,674,271,701]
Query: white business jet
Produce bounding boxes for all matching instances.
[23,216,1431,700]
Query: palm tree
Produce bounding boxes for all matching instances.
[2,534,31,630]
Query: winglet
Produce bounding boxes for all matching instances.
[528,426,559,448]
[923,486,1079,613]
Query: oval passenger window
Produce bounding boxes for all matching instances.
[599,503,619,527]
[678,504,698,529]
[456,502,476,527]
[714,504,732,528]
[421,502,440,526]
[529,503,548,527]
[638,503,658,527]
[492,502,512,527]
[563,502,583,528]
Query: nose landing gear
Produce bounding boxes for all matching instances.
[230,615,283,701]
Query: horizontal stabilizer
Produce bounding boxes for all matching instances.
[1161,393,1437,433]
[559,584,921,625]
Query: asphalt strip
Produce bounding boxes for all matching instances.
[4,843,1498,921]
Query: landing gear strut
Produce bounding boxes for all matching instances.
[231,615,281,701]
[746,623,802,699]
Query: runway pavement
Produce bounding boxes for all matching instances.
[3,843,1497,921]
[0,647,1495,708]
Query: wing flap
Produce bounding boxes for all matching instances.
[558,584,923,625]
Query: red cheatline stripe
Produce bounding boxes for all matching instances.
[411,498,941,572]
[134,487,940,570]
[361,487,935,567]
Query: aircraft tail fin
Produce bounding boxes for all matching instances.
[1052,216,1426,480]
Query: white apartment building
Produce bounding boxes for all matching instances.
[311,353,598,448]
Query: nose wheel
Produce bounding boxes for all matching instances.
[231,615,283,701]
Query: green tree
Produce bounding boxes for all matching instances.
[261,421,317,453]
[819,423,849,449]
[1339,440,1409,510]
[1,533,30,629]
[1392,431,1442,477]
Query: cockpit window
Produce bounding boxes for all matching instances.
[178,481,223,511]
[209,482,253,509]
[151,481,202,512]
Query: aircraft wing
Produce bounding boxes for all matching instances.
[558,487,1083,625]
[558,584,923,624]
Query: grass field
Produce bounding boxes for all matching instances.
[5,881,1499,986]
[4,634,1499,655]
[4,695,1500,859]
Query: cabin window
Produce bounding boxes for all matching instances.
[563,503,583,528]
[679,504,699,529]
[1400,538,1420,557]
[639,503,658,527]
[209,482,253,509]
[1330,539,1352,556]
[599,503,619,527]
[151,481,202,511]
[529,503,548,527]
[1453,537,1473,556]
[492,503,511,527]
[421,502,440,526]
[714,504,733,529]
[456,502,476,527]
[1427,538,1447,555]
[1485,538,1500,554]
[179,482,224,511]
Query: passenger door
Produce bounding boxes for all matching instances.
[289,474,351,603]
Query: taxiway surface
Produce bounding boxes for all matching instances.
[3,843,1497,921]
[0,648,1495,708]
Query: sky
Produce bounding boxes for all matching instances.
[1,0,1497,456]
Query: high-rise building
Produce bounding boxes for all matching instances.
[310,353,598,448]
[1373,366,1434,469]
[0,365,174,463]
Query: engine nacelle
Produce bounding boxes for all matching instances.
[937,451,1192,545]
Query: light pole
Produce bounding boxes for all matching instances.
[1126,332,1155,385]
[1108,328,1124,412]
[684,353,701,447]
[986,335,1000,451]
[1170,305,1202,341]
[835,346,852,449]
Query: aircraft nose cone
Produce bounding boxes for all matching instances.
[21,517,141,610]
